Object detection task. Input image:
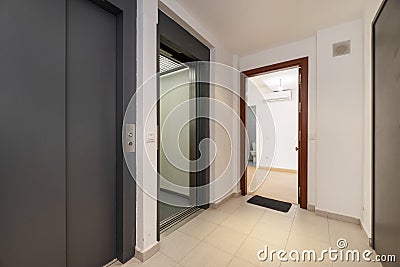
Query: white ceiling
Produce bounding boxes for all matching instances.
[175,0,371,56]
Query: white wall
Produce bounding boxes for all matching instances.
[316,20,363,219]
[211,64,243,202]
[240,37,317,205]
[361,0,384,238]
[264,83,298,170]
[136,0,158,254]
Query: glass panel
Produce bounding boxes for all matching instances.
[159,54,193,222]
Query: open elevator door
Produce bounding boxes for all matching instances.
[157,11,210,236]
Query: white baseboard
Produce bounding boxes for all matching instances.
[135,243,160,262]
[210,191,242,209]
[315,209,360,225]
[360,219,374,248]
[307,204,315,211]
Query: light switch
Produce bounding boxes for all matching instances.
[146,131,156,143]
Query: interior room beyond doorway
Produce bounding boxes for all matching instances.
[246,67,300,204]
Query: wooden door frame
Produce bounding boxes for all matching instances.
[240,57,309,209]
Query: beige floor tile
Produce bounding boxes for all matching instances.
[295,209,328,226]
[291,210,329,243]
[119,257,141,266]
[258,211,294,232]
[142,253,177,267]
[197,208,231,225]
[249,222,290,248]
[290,222,330,244]
[179,242,233,267]
[122,253,177,267]
[236,237,281,266]
[329,240,383,267]
[227,257,256,267]
[227,195,250,206]
[160,230,200,262]
[291,230,330,247]
[234,203,266,218]
[220,213,259,235]
[286,231,330,251]
[285,233,332,265]
[280,261,332,266]
[333,259,382,267]
[178,217,218,240]
[145,194,377,267]
[328,219,369,249]
[204,226,247,255]
[215,200,242,214]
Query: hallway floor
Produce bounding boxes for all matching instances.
[114,196,381,267]
[247,167,298,204]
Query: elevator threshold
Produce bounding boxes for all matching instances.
[160,206,201,236]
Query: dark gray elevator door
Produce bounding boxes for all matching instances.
[0,1,67,266]
[67,0,117,266]
[374,0,400,265]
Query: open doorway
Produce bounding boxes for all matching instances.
[246,68,299,204]
[240,57,308,209]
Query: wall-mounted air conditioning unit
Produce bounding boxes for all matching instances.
[263,89,292,102]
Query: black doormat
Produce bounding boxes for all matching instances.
[247,195,292,213]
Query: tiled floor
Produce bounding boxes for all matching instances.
[113,196,382,267]
[247,167,298,204]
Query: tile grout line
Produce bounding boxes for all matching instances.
[176,239,203,266]
[326,217,333,267]
[284,206,297,250]
[158,251,181,266]
[161,229,203,265]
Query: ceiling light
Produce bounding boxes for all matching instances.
[159,54,186,74]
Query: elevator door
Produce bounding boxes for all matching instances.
[0,0,67,265]
[66,0,117,266]
[373,0,400,265]
[0,0,136,266]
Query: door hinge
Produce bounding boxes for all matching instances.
[298,186,301,198]
[299,102,302,113]
[299,73,302,85]
[299,130,301,142]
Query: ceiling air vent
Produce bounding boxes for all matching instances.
[332,40,351,57]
